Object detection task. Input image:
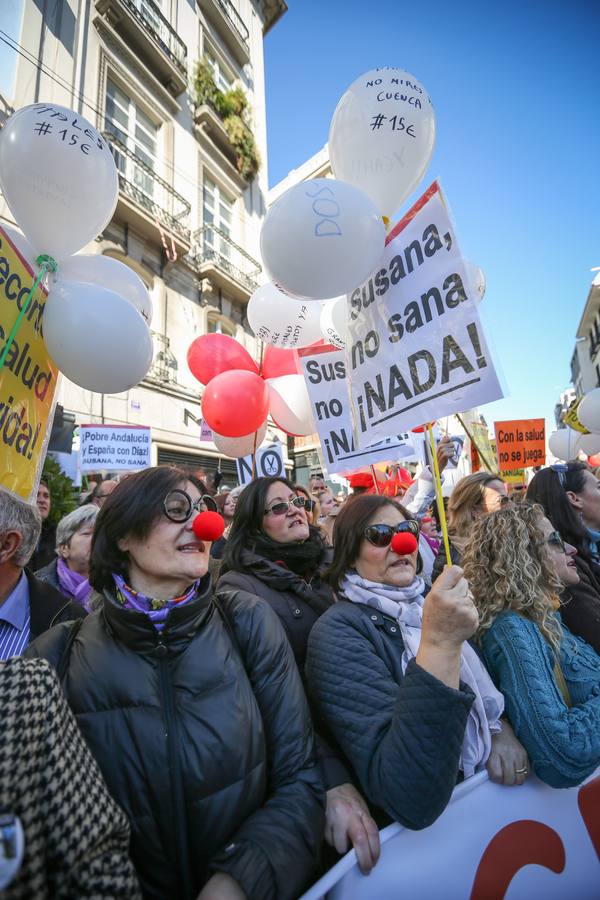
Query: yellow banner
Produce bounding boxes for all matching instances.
[0,228,58,500]
[562,398,589,434]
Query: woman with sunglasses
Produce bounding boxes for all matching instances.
[463,502,600,787]
[306,494,512,832]
[26,466,324,900]
[431,472,509,581]
[526,461,600,653]
[217,477,381,875]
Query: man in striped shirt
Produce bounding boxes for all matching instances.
[0,488,85,661]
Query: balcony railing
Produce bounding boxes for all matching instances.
[120,0,187,74]
[213,0,249,49]
[146,332,178,384]
[105,132,191,241]
[192,224,261,294]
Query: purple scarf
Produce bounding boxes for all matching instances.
[57,558,92,612]
[112,574,199,631]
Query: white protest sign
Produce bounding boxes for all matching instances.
[302,768,600,900]
[300,344,416,475]
[236,442,285,485]
[79,424,151,471]
[347,181,503,446]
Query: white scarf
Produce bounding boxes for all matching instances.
[340,571,504,778]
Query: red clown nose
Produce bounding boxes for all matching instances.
[192,511,225,542]
[390,532,418,555]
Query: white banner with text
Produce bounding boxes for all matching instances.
[79,424,151,471]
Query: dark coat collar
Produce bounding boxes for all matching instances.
[25,568,85,639]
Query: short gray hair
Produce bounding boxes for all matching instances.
[0,487,42,567]
[56,504,98,548]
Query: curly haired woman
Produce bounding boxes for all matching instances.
[462,502,600,788]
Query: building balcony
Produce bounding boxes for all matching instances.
[191,225,261,302]
[201,0,250,66]
[145,332,178,385]
[105,133,191,253]
[95,0,187,95]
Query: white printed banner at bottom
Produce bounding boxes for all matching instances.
[79,424,151,471]
[300,345,416,475]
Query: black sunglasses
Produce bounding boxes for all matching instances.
[364,519,420,548]
[264,495,307,517]
[163,489,217,522]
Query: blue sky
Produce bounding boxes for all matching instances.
[264,0,600,434]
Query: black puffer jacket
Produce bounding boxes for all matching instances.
[25,579,324,900]
[306,600,474,830]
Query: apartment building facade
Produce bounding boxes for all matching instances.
[571,273,600,398]
[0,0,287,482]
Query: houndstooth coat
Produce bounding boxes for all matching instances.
[0,656,141,899]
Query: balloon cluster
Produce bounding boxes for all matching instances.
[248,67,437,353]
[0,103,154,394]
[187,334,314,457]
[549,390,600,461]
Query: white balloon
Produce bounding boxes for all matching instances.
[43,281,153,393]
[0,223,37,269]
[261,178,385,301]
[578,389,600,433]
[577,433,600,456]
[320,296,348,349]
[267,374,315,436]
[548,429,581,461]
[212,422,268,458]
[329,67,435,218]
[248,284,323,349]
[0,103,118,262]
[59,254,153,324]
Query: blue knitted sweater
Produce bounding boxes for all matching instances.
[481,611,600,788]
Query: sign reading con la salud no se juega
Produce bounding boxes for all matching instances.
[300,343,416,476]
[346,181,504,446]
[79,424,151,471]
[301,767,600,900]
[0,227,59,501]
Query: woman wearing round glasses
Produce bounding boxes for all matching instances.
[217,477,381,874]
[306,493,509,832]
[463,502,600,787]
[26,466,324,900]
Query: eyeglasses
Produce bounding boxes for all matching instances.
[364,519,420,548]
[305,498,316,513]
[547,530,567,553]
[550,463,568,489]
[264,495,307,517]
[163,489,217,522]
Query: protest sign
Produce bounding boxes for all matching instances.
[79,424,151,471]
[302,768,600,900]
[494,418,545,471]
[0,227,59,500]
[200,419,213,442]
[562,397,589,434]
[236,442,285,484]
[300,344,416,475]
[501,467,526,485]
[469,421,498,473]
[346,182,503,445]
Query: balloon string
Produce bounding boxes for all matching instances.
[252,342,266,480]
[427,423,452,567]
[371,464,380,494]
[0,254,57,370]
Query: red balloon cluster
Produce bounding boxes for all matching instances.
[187,333,305,439]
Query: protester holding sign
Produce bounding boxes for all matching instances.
[463,503,600,788]
[217,477,381,875]
[527,463,600,653]
[306,495,524,836]
[26,466,324,900]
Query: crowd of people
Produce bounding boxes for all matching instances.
[1,452,600,898]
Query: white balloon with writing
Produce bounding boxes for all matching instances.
[0,223,36,269]
[261,178,386,301]
[0,103,118,262]
[320,296,348,349]
[212,422,268,458]
[267,374,315,436]
[329,67,435,218]
[59,254,153,324]
[248,283,323,349]
[42,281,153,393]
[548,428,580,461]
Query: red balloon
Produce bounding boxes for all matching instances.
[261,345,302,379]
[192,511,225,542]
[588,454,600,467]
[391,532,418,555]
[187,334,258,386]
[202,370,269,437]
